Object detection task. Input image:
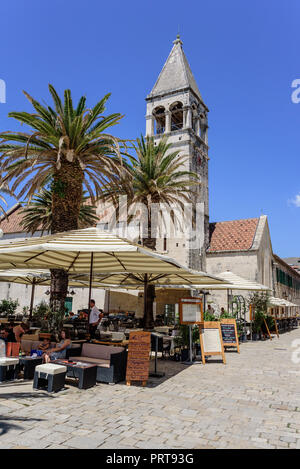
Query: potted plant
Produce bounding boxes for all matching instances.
[219,310,234,320]
[252,311,265,340]
[252,322,260,341]
[203,311,217,321]
[174,325,199,361]
[247,291,270,340]
[237,321,247,342]
[32,301,66,339]
[0,298,19,317]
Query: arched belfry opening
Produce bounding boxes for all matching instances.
[191,103,198,133]
[153,106,165,135]
[170,101,183,131]
[200,113,208,143]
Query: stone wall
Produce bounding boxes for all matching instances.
[206,251,259,312]
[272,256,300,306]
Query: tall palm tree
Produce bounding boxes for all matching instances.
[0,85,125,310]
[21,188,98,235]
[0,181,15,219]
[100,135,199,329]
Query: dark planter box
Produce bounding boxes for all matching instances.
[181,349,189,361]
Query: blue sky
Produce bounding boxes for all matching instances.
[0,0,299,257]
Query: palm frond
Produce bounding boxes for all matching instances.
[0,85,128,227]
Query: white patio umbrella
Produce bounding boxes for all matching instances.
[269,297,299,317]
[0,269,49,318]
[189,271,272,291]
[80,270,271,291]
[0,228,226,313]
[269,297,288,307]
[0,269,92,317]
[184,270,272,315]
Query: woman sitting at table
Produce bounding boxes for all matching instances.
[43,330,71,363]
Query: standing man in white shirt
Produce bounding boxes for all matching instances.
[89,299,102,340]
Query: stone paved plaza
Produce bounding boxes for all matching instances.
[1,328,300,449]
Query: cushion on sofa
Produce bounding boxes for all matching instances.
[21,340,32,354]
[21,339,56,354]
[71,356,110,367]
[81,343,124,360]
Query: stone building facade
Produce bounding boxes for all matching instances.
[206,215,300,310]
[272,255,300,305]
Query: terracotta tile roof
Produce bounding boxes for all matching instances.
[208,218,259,252]
[0,202,103,234]
[0,204,25,233]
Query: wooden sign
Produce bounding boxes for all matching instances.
[262,318,272,341]
[249,304,253,321]
[199,322,226,364]
[179,297,203,324]
[126,331,151,386]
[220,319,240,353]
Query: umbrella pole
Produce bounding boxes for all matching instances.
[88,252,94,322]
[29,278,36,321]
[107,289,110,314]
[144,274,148,329]
[227,289,230,314]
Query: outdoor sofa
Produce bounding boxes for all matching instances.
[71,343,127,384]
[21,339,81,359]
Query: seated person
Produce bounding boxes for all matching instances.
[0,328,8,342]
[69,311,78,320]
[44,330,71,363]
[38,337,51,352]
[78,311,88,320]
[7,324,17,342]
[13,322,29,343]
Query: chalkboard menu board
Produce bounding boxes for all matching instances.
[220,319,240,353]
[179,298,203,324]
[199,322,226,364]
[126,331,151,386]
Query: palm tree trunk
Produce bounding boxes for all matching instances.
[51,160,83,233]
[50,269,69,312]
[50,159,84,311]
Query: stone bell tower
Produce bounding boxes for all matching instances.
[145,35,209,271]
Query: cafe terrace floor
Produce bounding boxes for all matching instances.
[1,328,300,449]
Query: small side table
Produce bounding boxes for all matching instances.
[149,333,165,378]
[33,363,67,393]
[52,360,97,389]
[19,357,43,380]
[0,358,19,382]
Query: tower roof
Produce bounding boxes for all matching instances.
[147,35,202,100]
